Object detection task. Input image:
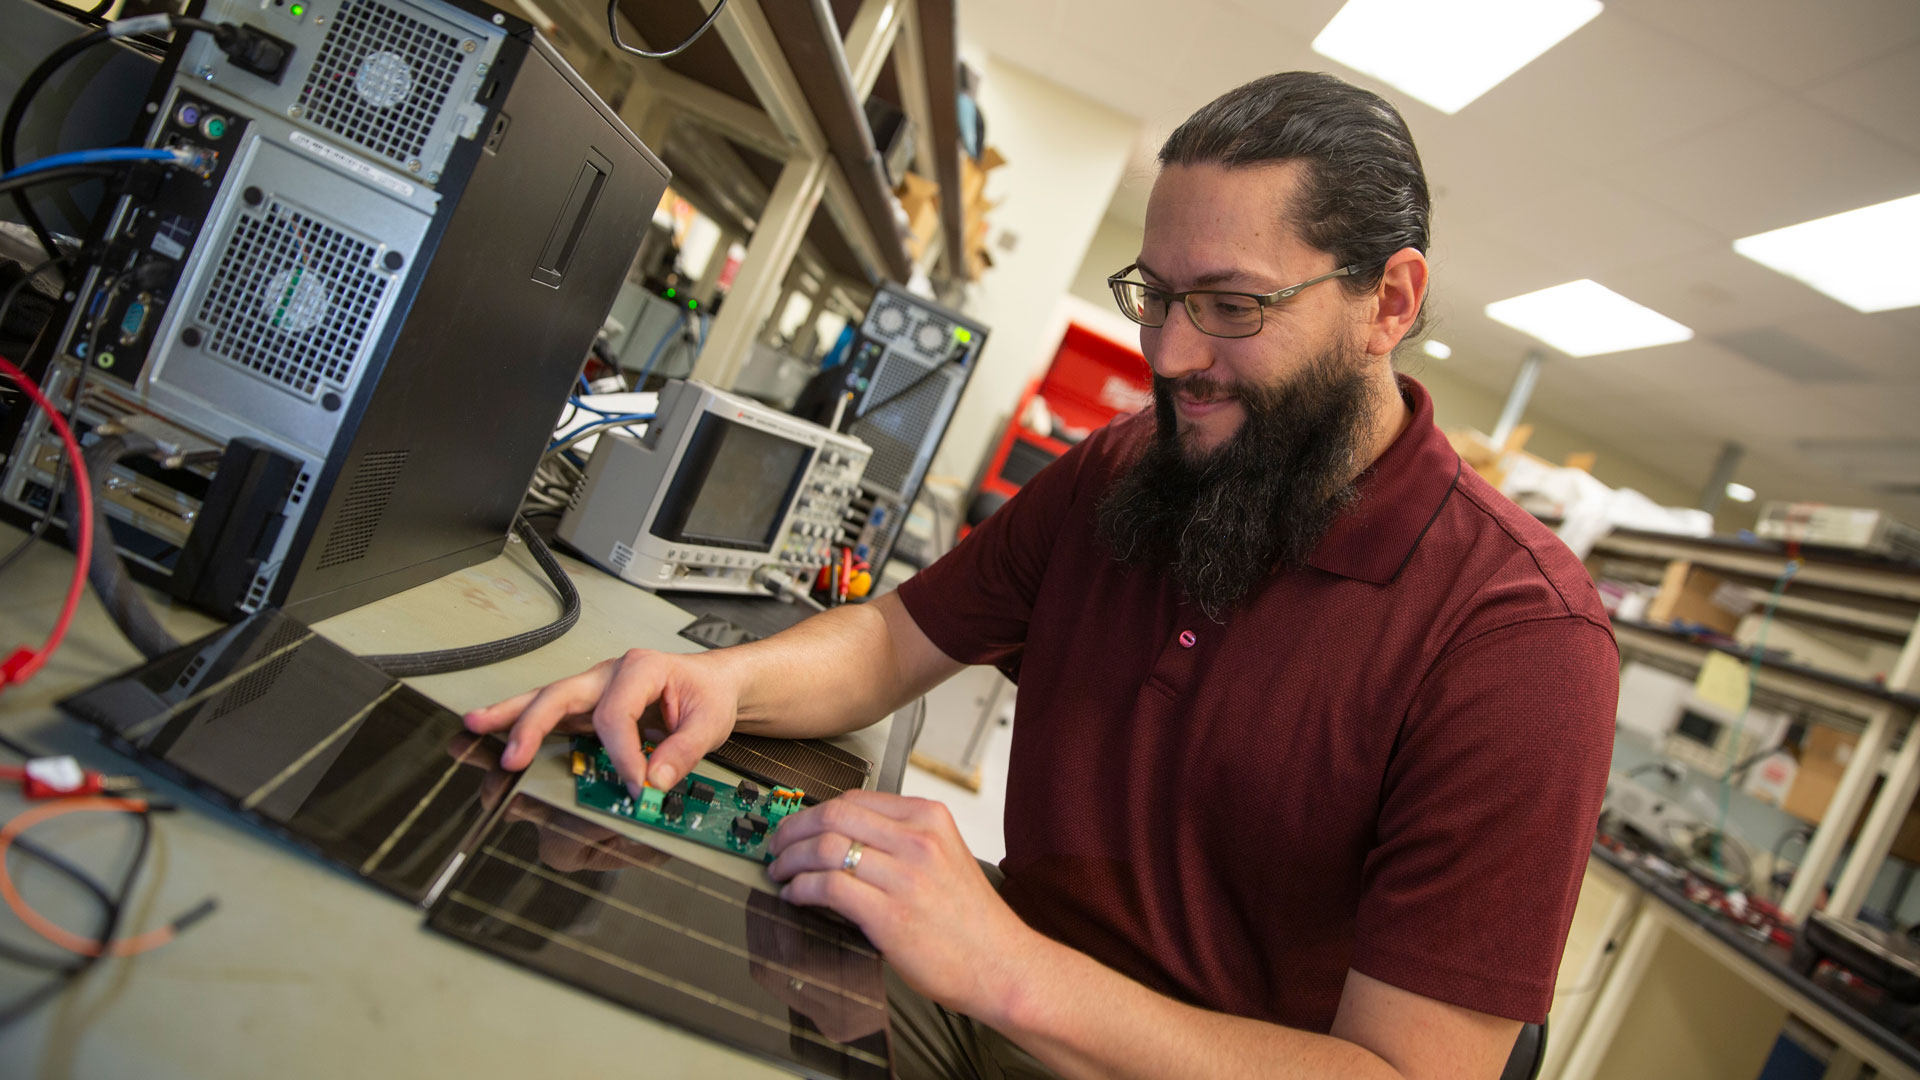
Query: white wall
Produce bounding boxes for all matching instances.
[933,59,1138,484]
[1065,211,1148,311]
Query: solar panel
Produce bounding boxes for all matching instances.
[58,609,517,905]
[427,796,890,1079]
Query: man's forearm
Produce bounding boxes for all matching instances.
[713,593,958,739]
[987,933,1401,1080]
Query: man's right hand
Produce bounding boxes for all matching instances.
[462,648,742,796]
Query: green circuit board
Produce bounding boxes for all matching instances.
[570,737,806,863]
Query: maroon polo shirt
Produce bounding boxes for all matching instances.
[896,375,1617,1029]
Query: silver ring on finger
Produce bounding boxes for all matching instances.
[841,840,865,874]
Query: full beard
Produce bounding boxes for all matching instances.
[1094,344,1380,621]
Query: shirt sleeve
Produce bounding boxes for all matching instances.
[1349,615,1618,1023]
[894,419,1129,676]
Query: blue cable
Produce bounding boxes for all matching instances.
[549,414,654,451]
[634,315,688,387]
[577,373,593,396]
[568,397,652,421]
[2,147,183,181]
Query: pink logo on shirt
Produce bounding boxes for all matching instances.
[1178,630,1196,648]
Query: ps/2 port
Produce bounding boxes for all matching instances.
[176,102,201,128]
[199,114,228,140]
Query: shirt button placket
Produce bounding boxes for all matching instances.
[1152,625,1205,695]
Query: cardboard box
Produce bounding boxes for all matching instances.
[959,146,1005,280]
[1782,726,1856,825]
[1783,760,1846,825]
[1776,727,1920,864]
[960,145,1005,209]
[1646,561,1754,634]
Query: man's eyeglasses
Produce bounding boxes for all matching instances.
[1106,263,1358,339]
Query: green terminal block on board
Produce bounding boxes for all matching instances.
[570,737,805,864]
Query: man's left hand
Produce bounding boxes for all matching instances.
[767,790,1037,1018]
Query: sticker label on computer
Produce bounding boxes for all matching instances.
[609,542,633,571]
[289,132,417,198]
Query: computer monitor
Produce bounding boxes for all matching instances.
[559,380,870,595]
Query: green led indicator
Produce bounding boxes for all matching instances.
[664,287,675,298]
[687,299,698,309]
[953,328,973,343]
[290,3,304,14]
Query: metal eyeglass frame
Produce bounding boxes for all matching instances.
[1105,263,1359,339]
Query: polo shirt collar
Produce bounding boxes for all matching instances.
[1305,374,1461,585]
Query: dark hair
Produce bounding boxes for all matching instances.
[1158,72,1431,337]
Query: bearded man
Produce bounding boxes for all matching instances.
[468,72,1618,1080]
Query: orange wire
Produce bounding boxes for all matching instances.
[0,797,176,957]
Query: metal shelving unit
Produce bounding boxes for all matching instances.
[1590,528,1920,924]
[521,0,968,390]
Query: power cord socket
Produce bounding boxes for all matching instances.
[218,25,294,83]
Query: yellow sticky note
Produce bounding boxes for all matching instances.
[1695,652,1751,715]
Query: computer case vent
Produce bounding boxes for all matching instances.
[297,0,471,169]
[197,199,392,398]
[316,448,408,568]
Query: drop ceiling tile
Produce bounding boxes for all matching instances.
[1605,0,1920,90]
[1606,99,1920,238]
[961,0,1064,56]
[1879,305,1920,338]
[1420,122,1587,231]
[1604,247,1852,337]
[1776,311,1920,382]
[1219,0,1348,43]
[1429,212,1590,308]
[1806,42,1920,154]
[987,44,1180,124]
[1670,385,1869,445]
[1059,0,1206,85]
[1570,338,1798,398]
[1712,327,1872,384]
[1166,12,1324,103]
[1474,183,1724,278]
[1810,382,1920,435]
[1456,11,1774,170]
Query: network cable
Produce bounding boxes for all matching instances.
[0,147,191,182]
[1,13,231,265]
[0,163,127,199]
[634,312,688,388]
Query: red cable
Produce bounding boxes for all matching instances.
[0,353,93,689]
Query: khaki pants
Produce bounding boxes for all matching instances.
[885,862,1062,1080]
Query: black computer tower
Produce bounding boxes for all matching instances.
[0,0,669,620]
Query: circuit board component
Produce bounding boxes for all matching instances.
[570,737,805,863]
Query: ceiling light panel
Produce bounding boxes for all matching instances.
[1423,339,1452,359]
[1311,0,1604,115]
[1733,194,1920,313]
[1484,279,1694,357]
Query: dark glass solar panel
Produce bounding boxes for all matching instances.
[427,796,889,1079]
[58,609,516,905]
